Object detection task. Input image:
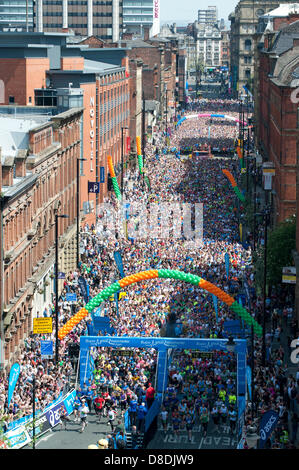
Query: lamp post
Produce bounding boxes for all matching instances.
[165,85,168,147]
[32,374,36,449]
[142,92,146,165]
[253,153,257,252]
[250,322,255,422]
[262,207,270,366]
[55,213,69,366]
[121,126,129,196]
[76,158,86,268]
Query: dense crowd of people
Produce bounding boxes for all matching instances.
[0,94,298,450]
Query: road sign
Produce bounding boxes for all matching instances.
[58,272,65,279]
[41,340,54,359]
[88,182,100,193]
[66,293,77,302]
[33,318,53,334]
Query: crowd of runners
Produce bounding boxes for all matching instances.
[0,94,298,449]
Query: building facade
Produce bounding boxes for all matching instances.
[0,107,83,368]
[0,0,34,32]
[35,0,123,42]
[258,20,299,224]
[228,0,288,96]
[122,0,160,37]
[198,6,218,26]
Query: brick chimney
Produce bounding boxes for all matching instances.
[122,32,133,40]
[144,27,150,41]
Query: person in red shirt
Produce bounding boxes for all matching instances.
[94,395,105,422]
[146,383,155,409]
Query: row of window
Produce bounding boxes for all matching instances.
[43,23,113,30]
[44,12,114,16]
[43,1,115,4]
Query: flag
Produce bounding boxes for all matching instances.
[8,363,20,407]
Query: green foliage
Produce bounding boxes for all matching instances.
[267,215,296,286]
[254,215,296,292]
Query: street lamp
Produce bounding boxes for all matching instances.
[76,158,86,268]
[32,374,36,449]
[121,126,129,196]
[55,213,69,366]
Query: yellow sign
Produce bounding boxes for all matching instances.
[33,317,53,334]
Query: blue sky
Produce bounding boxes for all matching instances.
[160,0,238,25]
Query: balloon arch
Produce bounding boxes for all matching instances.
[176,114,247,127]
[58,269,262,339]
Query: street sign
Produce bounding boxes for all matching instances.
[41,340,54,359]
[66,293,77,302]
[33,318,53,334]
[58,272,65,279]
[88,181,100,193]
[282,266,296,284]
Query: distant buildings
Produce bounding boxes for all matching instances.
[228,0,287,96]
[123,0,160,37]
[0,0,34,32]
[35,0,122,42]
[198,6,218,26]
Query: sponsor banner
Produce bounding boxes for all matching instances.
[259,409,279,449]
[26,411,52,439]
[78,276,89,303]
[7,363,20,408]
[3,426,31,449]
[113,250,125,278]
[3,389,76,449]
[224,252,230,278]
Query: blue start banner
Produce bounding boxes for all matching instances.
[259,409,279,448]
[7,362,20,408]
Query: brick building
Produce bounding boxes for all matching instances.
[0,32,130,228]
[0,107,83,367]
[258,19,299,224]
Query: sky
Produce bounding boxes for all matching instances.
[160,0,238,26]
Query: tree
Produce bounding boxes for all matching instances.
[254,215,296,292]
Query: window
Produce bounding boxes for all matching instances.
[245,39,252,52]
[245,69,251,79]
[9,95,14,103]
[244,56,252,64]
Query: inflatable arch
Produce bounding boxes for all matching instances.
[58,269,262,339]
[176,114,247,127]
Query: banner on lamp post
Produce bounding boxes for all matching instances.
[7,363,21,408]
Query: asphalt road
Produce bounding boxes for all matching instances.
[27,408,116,450]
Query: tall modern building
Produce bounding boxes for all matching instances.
[35,0,122,42]
[198,6,218,26]
[122,0,160,37]
[0,0,34,32]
